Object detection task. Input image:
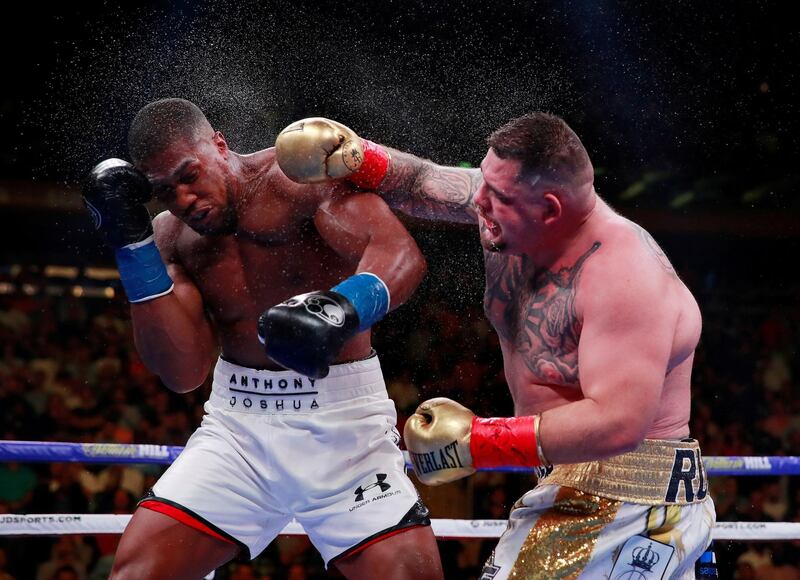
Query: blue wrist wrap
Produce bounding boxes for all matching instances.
[114,237,174,303]
[331,273,390,332]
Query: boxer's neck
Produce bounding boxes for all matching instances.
[521,191,600,270]
[229,150,272,211]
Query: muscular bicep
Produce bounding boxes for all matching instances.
[379,149,480,224]
[152,214,214,332]
[314,191,426,310]
[136,212,217,388]
[164,261,212,326]
[576,271,677,436]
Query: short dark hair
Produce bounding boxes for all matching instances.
[128,98,211,165]
[487,112,592,187]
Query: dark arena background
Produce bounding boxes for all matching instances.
[1,1,799,578]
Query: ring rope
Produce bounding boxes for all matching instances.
[1,440,799,476]
[3,440,797,542]
[0,514,797,541]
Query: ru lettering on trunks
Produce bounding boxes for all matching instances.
[664,448,708,503]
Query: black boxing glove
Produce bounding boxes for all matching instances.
[82,159,173,303]
[258,273,390,379]
[82,158,153,248]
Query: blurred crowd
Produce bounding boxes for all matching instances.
[0,254,799,579]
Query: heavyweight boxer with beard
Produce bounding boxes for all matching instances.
[277,113,717,579]
[82,99,442,579]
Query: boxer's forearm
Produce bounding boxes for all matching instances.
[315,190,427,314]
[538,398,650,464]
[273,117,479,222]
[379,149,480,224]
[357,234,426,313]
[131,295,216,393]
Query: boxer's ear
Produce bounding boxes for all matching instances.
[213,131,229,158]
[541,192,562,225]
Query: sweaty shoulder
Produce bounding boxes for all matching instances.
[237,148,330,233]
[152,210,185,262]
[577,213,702,360]
[579,215,682,300]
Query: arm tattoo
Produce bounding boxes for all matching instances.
[631,224,677,277]
[379,149,480,224]
[484,242,601,385]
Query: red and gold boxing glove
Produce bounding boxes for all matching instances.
[403,397,548,486]
[275,117,390,189]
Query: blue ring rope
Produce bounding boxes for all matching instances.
[1,441,798,476]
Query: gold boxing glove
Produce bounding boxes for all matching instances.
[275,117,390,189]
[405,397,545,486]
[403,397,476,486]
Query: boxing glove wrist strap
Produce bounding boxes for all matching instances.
[114,236,174,303]
[348,140,391,190]
[331,272,390,332]
[469,415,547,468]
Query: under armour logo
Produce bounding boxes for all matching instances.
[354,473,391,502]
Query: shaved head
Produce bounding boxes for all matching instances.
[128,98,213,166]
[487,112,594,198]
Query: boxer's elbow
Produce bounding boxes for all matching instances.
[161,372,206,394]
[382,238,426,308]
[601,432,644,457]
[158,360,212,394]
[407,241,427,288]
[600,414,650,457]
[398,237,426,287]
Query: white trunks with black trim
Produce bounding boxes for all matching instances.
[147,354,429,564]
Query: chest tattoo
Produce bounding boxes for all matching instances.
[484,242,601,385]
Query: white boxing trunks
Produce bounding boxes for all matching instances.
[143,354,429,565]
[480,439,716,580]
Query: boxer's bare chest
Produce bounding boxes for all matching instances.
[174,203,352,326]
[483,242,601,387]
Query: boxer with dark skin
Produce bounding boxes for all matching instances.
[82,99,442,580]
[279,113,715,578]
